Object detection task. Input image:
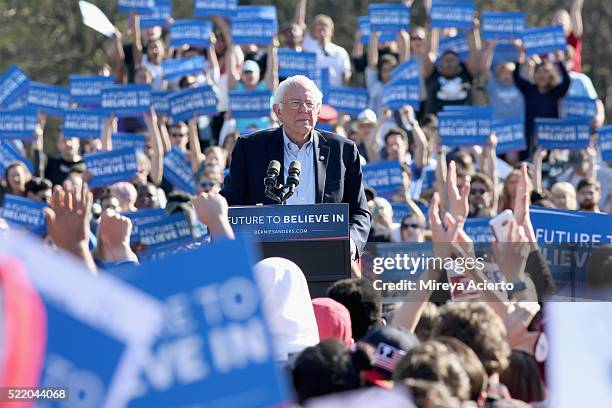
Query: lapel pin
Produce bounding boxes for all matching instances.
[319,155,325,161]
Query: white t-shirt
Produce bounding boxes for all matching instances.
[303,34,351,87]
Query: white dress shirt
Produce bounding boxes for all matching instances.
[283,130,316,205]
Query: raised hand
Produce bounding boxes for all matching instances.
[447,161,470,221]
[191,192,235,241]
[97,209,138,263]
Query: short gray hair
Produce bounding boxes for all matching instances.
[273,75,323,106]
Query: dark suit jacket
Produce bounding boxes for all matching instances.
[220,127,371,254]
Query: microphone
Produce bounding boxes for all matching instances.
[264,160,281,190]
[281,160,301,204]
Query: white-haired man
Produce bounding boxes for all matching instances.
[220,75,371,258]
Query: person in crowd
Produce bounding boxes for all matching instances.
[551,181,577,210]
[326,278,382,340]
[397,212,427,243]
[513,45,571,157]
[576,179,602,213]
[297,3,351,87]
[468,172,497,218]
[551,0,584,72]
[24,177,52,204]
[281,22,304,51]
[141,38,165,90]
[292,339,373,404]
[1,161,31,203]
[367,196,397,243]
[481,41,525,121]
[349,109,378,162]
[36,133,85,187]
[100,193,122,213]
[254,257,319,362]
[365,31,409,116]
[421,21,482,115]
[499,350,546,405]
[393,340,471,401]
[498,169,532,213]
[312,297,353,345]
[221,131,239,168]
[361,325,420,387]
[134,182,161,209]
[109,182,138,213]
[94,208,139,266]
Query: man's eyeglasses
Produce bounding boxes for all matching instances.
[282,100,319,111]
[401,223,422,230]
[470,188,488,196]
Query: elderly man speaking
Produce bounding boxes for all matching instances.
[220,75,371,259]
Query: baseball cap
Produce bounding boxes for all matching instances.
[357,109,377,125]
[318,104,338,123]
[242,60,260,74]
[361,326,420,376]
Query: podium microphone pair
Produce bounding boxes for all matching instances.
[264,160,301,204]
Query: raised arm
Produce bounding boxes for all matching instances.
[399,106,428,168]
[351,29,364,61]
[367,31,380,69]
[532,147,545,194]
[364,108,392,163]
[132,14,143,66]
[397,30,411,63]
[144,109,164,186]
[571,0,584,38]
[101,114,116,151]
[112,30,127,84]
[482,133,498,211]
[294,0,308,30]
[264,39,279,91]
[481,40,496,82]
[422,28,439,78]
[466,17,482,77]
[188,116,204,174]
[207,33,221,84]
[550,55,571,97]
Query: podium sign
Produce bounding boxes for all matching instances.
[228,204,351,296]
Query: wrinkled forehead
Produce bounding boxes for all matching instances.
[285,83,318,101]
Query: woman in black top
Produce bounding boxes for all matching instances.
[513,49,571,159]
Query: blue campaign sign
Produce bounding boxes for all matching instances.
[112,132,147,152]
[313,68,329,95]
[368,3,411,32]
[382,79,420,110]
[0,65,29,108]
[125,208,166,244]
[599,125,612,162]
[113,237,291,407]
[357,16,396,45]
[464,217,494,242]
[481,11,525,40]
[430,0,475,29]
[363,160,403,200]
[1,194,46,236]
[493,117,526,154]
[170,20,213,48]
[100,84,151,117]
[84,148,139,188]
[228,203,349,242]
[151,90,170,115]
[194,0,237,18]
[561,96,597,119]
[390,58,421,82]
[229,90,272,118]
[62,108,106,139]
[277,49,317,78]
[391,202,410,224]
[136,212,196,252]
[324,87,369,117]
[0,109,37,140]
[0,232,164,408]
[530,207,612,294]
[531,207,612,245]
[169,86,218,121]
[118,0,154,14]
[0,140,33,174]
[438,110,491,147]
[438,34,470,61]
[69,75,116,106]
[522,26,567,55]
[4,93,28,110]
[162,56,207,80]
[535,118,590,150]
[231,18,276,45]
[140,0,172,28]
[163,147,197,194]
[27,82,71,117]
[236,5,277,20]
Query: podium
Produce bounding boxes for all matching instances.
[227,204,351,297]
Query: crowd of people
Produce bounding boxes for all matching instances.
[1,0,611,406]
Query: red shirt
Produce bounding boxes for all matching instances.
[567,31,582,72]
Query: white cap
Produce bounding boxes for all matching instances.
[357,108,377,124]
